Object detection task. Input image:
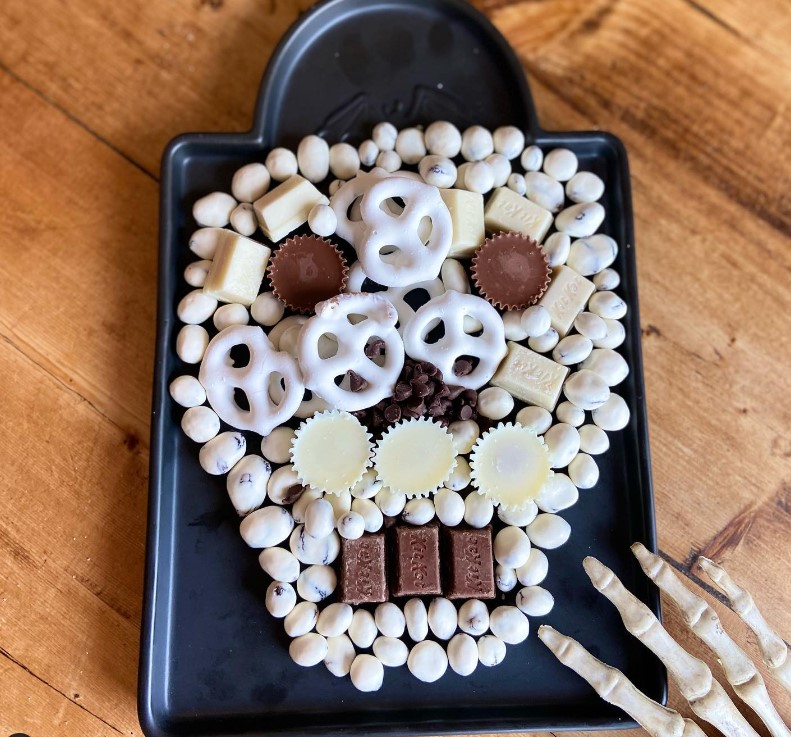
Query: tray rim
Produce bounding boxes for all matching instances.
[139,2,664,735]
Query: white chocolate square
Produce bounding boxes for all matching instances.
[483,187,553,243]
[538,265,596,337]
[491,341,569,412]
[203,232,271,306]
[253,175,327,242]
[439,188,485,258]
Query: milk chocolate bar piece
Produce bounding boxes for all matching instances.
[339,533,388,605]
[391,524,442,597]
[491,341,569,412]
[444,525,495,600]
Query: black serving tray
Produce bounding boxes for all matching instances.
[139,1,665,735]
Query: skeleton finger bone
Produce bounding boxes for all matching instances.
[538,625,707,737]
[631,544,790,737]
[697,556,791,695]
[584,556,760,737]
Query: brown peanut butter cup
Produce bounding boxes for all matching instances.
[470,231,551,310]
[266,235,349,314]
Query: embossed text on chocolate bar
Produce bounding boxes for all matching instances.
[445,525,495,599]
[392,524,441,597]
[339,533,388,604]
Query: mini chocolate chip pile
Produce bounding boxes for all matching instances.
[171,120,631,691]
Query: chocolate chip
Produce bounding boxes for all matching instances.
[454,359,473,376]
[459,405,474,420]
[447,385,465,400]
[394,382,412,401]
[413,381,432,398]
[348,370,369,392]
[384,404,402,423]
[364,338,385,358]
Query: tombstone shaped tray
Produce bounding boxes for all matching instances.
[139,1,666,735]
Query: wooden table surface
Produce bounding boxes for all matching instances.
[1,0,789,735]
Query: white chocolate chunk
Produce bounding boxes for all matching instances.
[439,188,485,259]
[253,175,327,242]
[203,232,271,306]
[483,187,553,243]
[491,341,569,412]
[538,265,596,337]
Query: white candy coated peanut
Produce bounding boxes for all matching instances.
[517,586,555,616]
[349,609,377,649]
[566,171,604,203]
[193,192,237,227]
[325,634,355,677]
[350,654,384,692]
[493,126,525,160]
[199,431,246,475]
[395,127,426,165]
[317,603,354,637]
[351,497,384,533]
[503,309,528,341]
[284,600,318,637]
[375,602,406,638]
[226,454,271,516]
[489,606,529,644]
[250,291,285,327]
[189,227,224,259]
[267,464,301,505]
[329,142,360,179]
[434,488,466,526]
[230,202,257,236]
[297,565,337,602]
[259,546,299,583]
[552,334,593,366]
[569,452,599,489]
[527,513,571,549]
[494,526,532,568]
[543,148,578,181]
[528,327,559,353]
[169,375,206,407]
[290,632,328,666]
[507,172,526,195]
[266,581,296,618]
[358,139,379,167]
[308,203,337,237]
[372,122,398,151]
[581,348,629,386]
[440,258,470,293]
[265,148,298,181]
[373,636,409,667]
[556,401,585,427]
[291,488,322,525]
[536,473,579,513]
[260,426,295,464]
[461,125,494,161]
[574,312,608,341]
[515,405,552,434]
[443,458,471,493]
[375,149,401,172]
[404,598,429,641]
[458,599,489,636]
[374,487,407,517]
[181,405,220,442]
[177,289,218,324]
[240,505,294,548]
[477,387,514,420]
[176,324,209,363]
[478,635,506,666]
[454,162,472,189]
[464,160,495,194]
[593,318,626,349]
[592,393,630,431]
[289,525,340,565]
[448,633,478,676]
[542,232,571,268]
[184,259,212,288]
[232,163,271,202]
[408,640,448,682]
[485,153,511,188]
[593,268,620,291]
[428,597,457,640]
[520,145,543,172]
[567,235,618,276]
[589,290,627,320]
[403,498,435,526]
[543,423,581,469]
[498,500,538,527]
[516,548,549,586]
[336,511,365,540]
[351,468,382,499]
[424,121,462,158]
[525,171,565,212]
[448,419,479,455]
[464,491,493,528]
[496,565,517,592]
[555,202,605,238]
[578,424,609,454]
[213,303,249,332]
[297,135,330,183]
[564,369,610,410]
[419,155,457,188]
[304,498,336,539]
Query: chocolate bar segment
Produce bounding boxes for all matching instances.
[444,526,495,599]
[339,533,388,605]
[391,524,442,597]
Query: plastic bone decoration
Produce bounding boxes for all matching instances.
[539,545,791,737]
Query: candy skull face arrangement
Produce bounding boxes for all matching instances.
[172,122,631,691]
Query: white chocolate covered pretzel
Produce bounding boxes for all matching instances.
[296,293,404,411]
[345,261,445,336]
[355,176,452,288]
[402,291,507,389]
[199,325,304,436]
